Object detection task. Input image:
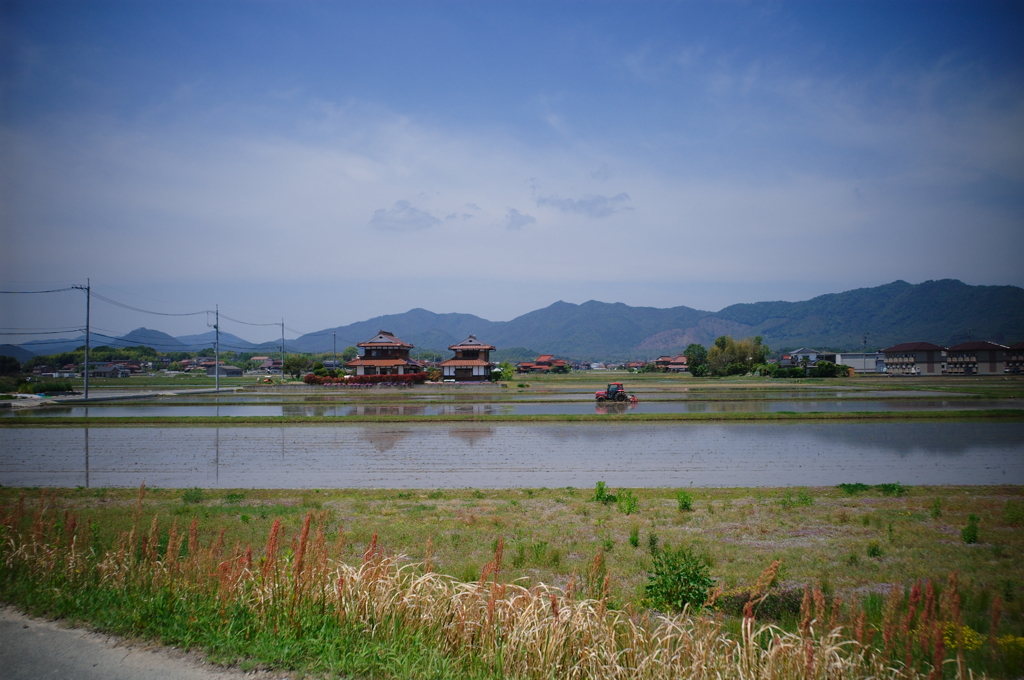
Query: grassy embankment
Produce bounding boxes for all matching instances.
[2,485,1022,678]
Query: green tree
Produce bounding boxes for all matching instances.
[707,336,768,376]
[341,346,359,361]
[493,361,515,381]
[0,356,21,375]
[282,355,310,378]
[683,344,707,377]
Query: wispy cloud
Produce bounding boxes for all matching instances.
[503,208,536,230]
[537,193,631,218]
[369,200,440,231]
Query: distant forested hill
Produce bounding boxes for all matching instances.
[289,280,1024,359]
[12,280,1024,361]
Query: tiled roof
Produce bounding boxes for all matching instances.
[536,355,555,362]
[345,358,418,367]
[947,341,1008,351]
[448,335,496,351]
[438,359,492,367]
[357,330,414,349]
[1011,341,1024,350]
[881,342,945,353]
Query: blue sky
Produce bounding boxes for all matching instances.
[2,1,1023,343]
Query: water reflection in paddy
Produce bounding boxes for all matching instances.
[8,398,1021,418]
[1,422,1021,488]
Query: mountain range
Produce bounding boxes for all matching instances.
[6,280,1024,361]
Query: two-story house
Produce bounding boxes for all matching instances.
[345,330,422,376]
[438,335,495,381]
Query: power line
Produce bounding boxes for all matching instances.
[219,314,282,327]
[91,292,209,316]
[0,329,85,336]
[0,288,76,296]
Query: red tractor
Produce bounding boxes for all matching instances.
[595,382,636,403]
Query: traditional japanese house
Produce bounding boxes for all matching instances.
[439,335,495,381]
[345,330,422,376]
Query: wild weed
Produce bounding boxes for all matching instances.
[592,481,616,505]
[181,487,204,504]
[877,482,906,496]
[1005,499,1024,527]
[629,524,640,548]
[962,514,980,544]
[616,489,638,515]
[676,489,693,511]
[644,543,715,612]
[931,497,942,519]
[838,482,870,495]
[647,533,659,556]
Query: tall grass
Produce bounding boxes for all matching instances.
[0,486,1014,679]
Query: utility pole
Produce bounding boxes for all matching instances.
[214,305,220,392]
[280,319,285,381]
[84,279,90,400]
[73,279,91,399]
[333,332,337,371]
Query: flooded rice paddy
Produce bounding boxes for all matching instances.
[5,400,1020,418]
[2,422,1022,489]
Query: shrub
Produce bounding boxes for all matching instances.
[962,514,980,544]
[617,489,639,515]
[644,543,715,613]
[838,482,870,496]
[876,482,906,496]
[592,481,616,505]
[17,380,73,394]
[676,489,694,511]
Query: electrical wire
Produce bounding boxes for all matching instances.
[219,314,282,327]
[91,292,209,316]
[0,329,85,336]
[0,287,77,294]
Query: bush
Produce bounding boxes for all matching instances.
[303,372,428,386]
[676,489,694,511]
[617,489,639,515]
[644,544,715,613]
[876,482,907,496]
[838,482,870,495]
[17,380,73,394]
[592,481,616,505]
[962,514,980,544]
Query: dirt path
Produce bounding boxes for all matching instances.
[0,606,290,680]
